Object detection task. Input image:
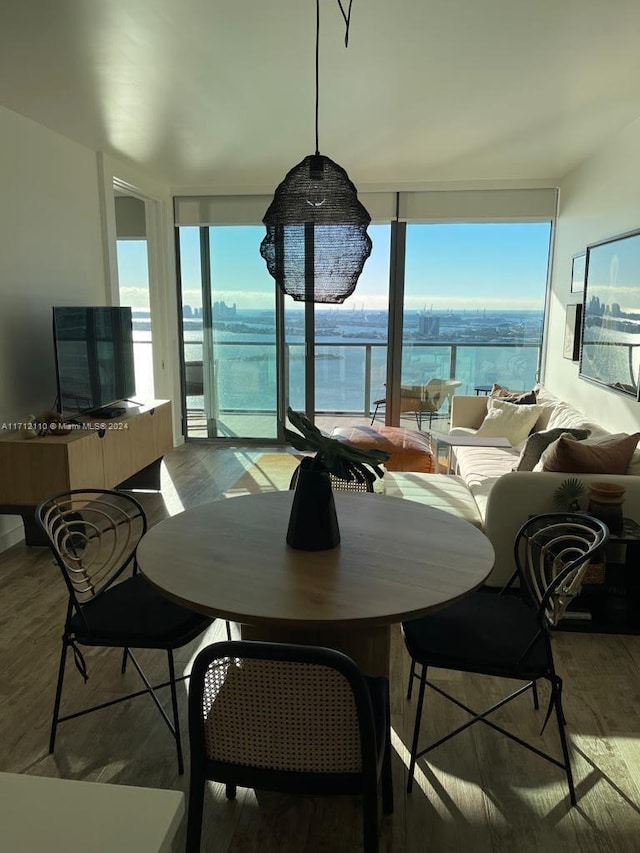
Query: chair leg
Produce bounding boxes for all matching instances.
[381,682,394,815]
[407,658,416,700]
[552,678,577,806]
[49,639,69,754]
[532,680,539,710]
[167,650,184,775]
[225,621,232,641]
[407,665,427,793]
[121,647,129,674]
[362,775,379,853]
[185,780,205,853]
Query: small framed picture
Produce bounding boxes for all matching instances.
[571,252,586,293]
[563,303,582,361]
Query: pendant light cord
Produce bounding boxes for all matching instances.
[315,0,320,155]
[315,0,355,156]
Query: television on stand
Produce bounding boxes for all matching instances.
[53,306,136,418]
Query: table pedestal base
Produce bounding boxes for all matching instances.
[240,624,391,678]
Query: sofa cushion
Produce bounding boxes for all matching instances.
[545,400,609,439]
[382,472,483,528]
[537,432,640,474]
[515,427,591,471]
[453,445,520,522]
[476,398,545,446]
[531,384,561,430]
[490,384,537,405]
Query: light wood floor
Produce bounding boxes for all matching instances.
[1,443,639,852]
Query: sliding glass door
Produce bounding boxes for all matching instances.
[402,223,552,419]
[178,225,278,439]
[178,223,391,439]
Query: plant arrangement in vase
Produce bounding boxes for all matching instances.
[552,477,586,512]
[284,408,390,486]
[284,408,391,551]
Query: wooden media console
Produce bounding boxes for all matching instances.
[0,400,172,545]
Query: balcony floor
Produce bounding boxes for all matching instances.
[185,410,452,441]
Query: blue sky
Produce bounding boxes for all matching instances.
[118,221,551,312]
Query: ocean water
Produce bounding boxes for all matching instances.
[134,309,543,412]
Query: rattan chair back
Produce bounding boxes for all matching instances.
[37,488,146,606]
[513,513,608,628]
[199,653,362,772]
[187,640,393,852]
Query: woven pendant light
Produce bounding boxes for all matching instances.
[260,0,371,304]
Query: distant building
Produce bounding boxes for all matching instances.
[418,312,440,338]
[213,301,237,319]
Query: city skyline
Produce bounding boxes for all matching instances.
[118,221,552,313]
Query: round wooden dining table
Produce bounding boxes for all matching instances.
[137,490,495,677]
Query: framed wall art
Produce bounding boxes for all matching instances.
[570,252,586,294]
[563,303,582,361]
[579,229,640,398]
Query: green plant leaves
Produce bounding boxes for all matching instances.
[284,407,390,482]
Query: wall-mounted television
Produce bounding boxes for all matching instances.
[53,306,136,416]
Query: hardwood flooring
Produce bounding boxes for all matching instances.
[1,442,639,851]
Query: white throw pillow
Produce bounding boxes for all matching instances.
[476,398,544,447]
[546,401,608,439]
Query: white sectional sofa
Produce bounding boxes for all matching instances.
[383,386,640,587]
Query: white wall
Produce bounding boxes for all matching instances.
[545,117,640,433]
[0,107,108,548]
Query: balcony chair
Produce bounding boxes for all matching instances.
[370,378,461,429]
[36,488,226,774]
[186,640,393,853]
[402,512,608,805]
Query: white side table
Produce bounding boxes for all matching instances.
[0,772,184,853]
[433,433,512,473]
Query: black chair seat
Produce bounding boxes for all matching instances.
[70,573,209,647]
[402,592,548,679]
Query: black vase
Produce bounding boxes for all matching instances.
[286,458,340,551]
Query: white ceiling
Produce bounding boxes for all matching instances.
[2,0,640,190]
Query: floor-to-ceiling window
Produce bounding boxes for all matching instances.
[174,189,556,440]
[178,225,278,439]
[402,222,552,400]
[115,193,155,402]
[116,240,154,402]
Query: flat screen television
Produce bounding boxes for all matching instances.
[53,306,136,416]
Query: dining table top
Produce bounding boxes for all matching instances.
[137,490,495,630]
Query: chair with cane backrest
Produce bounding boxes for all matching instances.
[289,462,374,493]
[402,512,608,805]
[186,641,393,853]
[36,488,217,774]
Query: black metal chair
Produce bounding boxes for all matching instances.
[36,488,217,774]
[186,640,393,852]
[402,512,608,805]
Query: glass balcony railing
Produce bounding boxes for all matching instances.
[183,340,540,417]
